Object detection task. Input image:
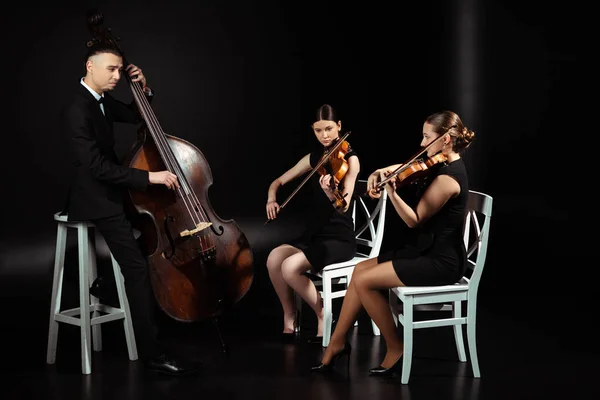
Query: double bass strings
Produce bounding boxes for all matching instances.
[127,75,211,231]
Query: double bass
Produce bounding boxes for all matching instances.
[86,11,254,325]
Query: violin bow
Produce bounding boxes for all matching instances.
[264,131,351,225]
[374,133,446,190]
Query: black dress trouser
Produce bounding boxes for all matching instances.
[92,213,161,359]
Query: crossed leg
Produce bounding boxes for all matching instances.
[320,257,381,364]
[353,261,405,368]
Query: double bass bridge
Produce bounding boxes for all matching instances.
[180,222,213,237]
[162,222,217,265]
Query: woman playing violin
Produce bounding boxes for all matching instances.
[265,104,360,344]
[311,110,475,374]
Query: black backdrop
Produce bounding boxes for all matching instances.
[0,0,592,350]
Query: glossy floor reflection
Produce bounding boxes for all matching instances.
[1,214,596,400]
[2,294,598,400]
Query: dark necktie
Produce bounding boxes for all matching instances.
[98,97,105,116]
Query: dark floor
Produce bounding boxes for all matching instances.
[0,216,597,400]
[1,283,597,400]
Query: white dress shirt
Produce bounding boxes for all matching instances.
[80,78,105,115]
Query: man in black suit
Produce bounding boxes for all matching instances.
[61,43,200,376]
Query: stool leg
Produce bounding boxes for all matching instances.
[322,273,333,348]
[88,231,102,352]
[46,222,67,364]
[111,254,138,361]
[79,225,92,375]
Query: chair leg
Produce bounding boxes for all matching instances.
[111,254,138,361]
[371,320,381,336]
[467,300,481,378]
[294,292,302,334]
[46,223,67,365]
[88,232,102,352]
[347,271,358,328]
[321,273,333,347]
[388,290,399,327]
[78,225,92,375]
[401,296,414,385]
[453,300,467,362]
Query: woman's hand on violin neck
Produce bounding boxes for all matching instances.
[380,170,397,192]
[149,171,180,190]
[367,169,384,192]
[266,200,280,220]
[318,174,336,200]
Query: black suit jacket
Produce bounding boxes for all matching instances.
[61,82,152,221]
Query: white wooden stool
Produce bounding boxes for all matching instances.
[46,212,138,374]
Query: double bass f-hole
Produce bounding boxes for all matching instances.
[163,214,176,260]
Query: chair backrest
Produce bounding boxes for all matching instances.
[462,190,493,296]
[351,180,388,258]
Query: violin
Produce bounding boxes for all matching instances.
[317,138,350,210]
[264,131,351,225]
[367,135,448,199]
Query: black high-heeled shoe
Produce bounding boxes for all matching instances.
[280,312,300,343]
[310,342,351,373]
[369,354,403,376]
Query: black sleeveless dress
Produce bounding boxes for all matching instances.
[290,145,358,273]
[377,158,469,286]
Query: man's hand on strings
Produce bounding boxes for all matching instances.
[149,171,179,190]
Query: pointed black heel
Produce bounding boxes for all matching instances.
[310,342,351,373]
[280,312,300,343]
[369,354,403,376]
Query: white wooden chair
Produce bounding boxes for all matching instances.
[388,190,493,384]
[46,212,138,374]
[296,180,388,347]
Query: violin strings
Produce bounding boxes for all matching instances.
[279,132,350,209]
[376,134,445,190]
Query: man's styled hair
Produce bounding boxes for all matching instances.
[84,41,121,63]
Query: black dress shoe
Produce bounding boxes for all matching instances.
[369,355,402,376]
[144,353,201,376]
[310,342,351,373]
[89,276,118,306]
